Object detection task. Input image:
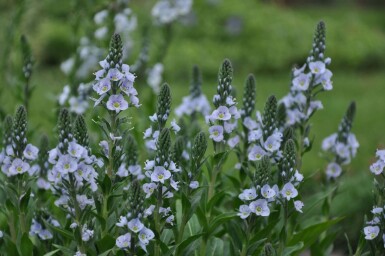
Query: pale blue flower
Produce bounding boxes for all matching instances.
[209,125,224,142]
[151,166,171,184]
[93,78,111,95]
[309,61,326,75]
[237,205,251,219]
[227,135,240,148]
[138,227,155,245]
[56,155,77,174]
[281,183,298,200]
[326,162,342,179]
[9,158,30,176]
[292,73,311,91]
[128,218,144,233]
[238,188,257,201]
[261,185,276,199]
[264,132,282,152]
[294,200,304,213]
[370,161,385,175]
[249,199,270,216]
[116,233,131,248]
[23,144,39,160]
[106,94,129,113]
[364,226,380,240]
[248,145,266,161]
[143,183,157,198]
[107,68,123,81]
[189,181,199,189]
[248,129,262,142]
[211,106,231,121]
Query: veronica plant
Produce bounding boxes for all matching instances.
[0,106,38,251]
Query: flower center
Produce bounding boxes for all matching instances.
[158,174,164,180]
[113,102,121,108]
[256,206,262,213]
[64,163,70,169]
[285,190,291,196]
[17,166,22,172]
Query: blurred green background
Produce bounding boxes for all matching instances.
[1,0,385,252]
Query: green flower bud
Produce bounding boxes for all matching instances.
[73,115,89,149]
[156,128,171,165]
[262,95,277,139]
[192,132,207,163]
[2,115,13,147]
[125,134,138,166]
[282,139,296,182]
[21,35,33,80]
[241,74,256,119]
[172,136,185,166]
[58,108,72,154]
[256,155,271,186]
[310,21,326,61]
[128,180,145,217]
[214,59,233,108]
[276,103,286,129]
[156,83,171,129]
[106,33,123,68]
[38,135,49,176]
[12,106,28,158]
[337,101,356,144]
[190,65,202,99]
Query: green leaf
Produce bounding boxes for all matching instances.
[208,212,237,234]
[53,244,75,255]
[207,237,224,256]
[283,242,304,256]
[175,233,203,254]
[6,240,19,256]
[96,235,116,254]
[102,175,112,195]
[20,233,33,256]
[207,190,228,213]
[19,188,31,213]
[49,225,73,239]
[98,249,114,256]
[43,249,61,256]
[287,217,344,250]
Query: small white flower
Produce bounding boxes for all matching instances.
[56,155,77,174]
[107,68,123,82]
[81,227,94,242]
[143,183,157,198]
[151,166,171,184]
[138,227,155,245]
[294,200,304,213]
[261,185,276,199]
[68,142,85,158]
[209,125,224,142]
[144,205,155,217]
[116,233,131,248]
[237,205,251,219]
[264,133,282,152]
[370,161,385,175]
[326,162,342,179]
[23,144,39,160]
[292,73,311,91]
[309,61,326,75]
[364,226,380,240]
[321,133,337,151]
[189,181,199,189]
[248,129,262,142]
[227,135,240,148]
[281,183,298,200]
[8,158,30,176]
[106,94,129,113]
[93,78,111,95]
[248,145,266,161]
[211,106,231,121]
[171,119,181,133]
[371,207,383,214]
[166,215,175,225]
[128,218,144,233]
[249,199,270,216]
[238,188,257,201]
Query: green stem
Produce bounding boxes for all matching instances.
[107,111,117,179]
[8,214,16,243]
[279,201,289,254]
[154,186,163,256]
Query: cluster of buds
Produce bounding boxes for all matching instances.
[322,102,359,179]
[206,60,240,148]
[280,21,332,127]
[175,65,211,118]
[92,34,139,111]
[0,107,39,177]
